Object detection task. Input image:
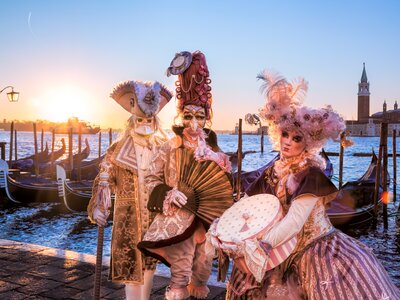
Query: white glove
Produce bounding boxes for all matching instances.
[195,146,219,163]
[93,207,108,226]
[169,188,187,208]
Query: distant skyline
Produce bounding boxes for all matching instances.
[1,1,400,130]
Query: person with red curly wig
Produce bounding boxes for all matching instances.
[138,51,232,300]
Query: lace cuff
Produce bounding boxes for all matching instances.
[163,189,178,216]
[215,152,232,173]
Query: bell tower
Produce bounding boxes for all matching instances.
[357,63,370,122]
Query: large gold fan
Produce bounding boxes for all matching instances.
[175,148,234,226]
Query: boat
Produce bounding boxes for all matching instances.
[53,117,101,134]
[57,165,114,213]
[40,138,91,176]
[0,139,92,204]
[226,150,257,172]
[327,151,383,227]
[46,138,67,162]
[0,159,59,204]
[56,165,93,212]
[69,154,103,181]
[11,139,66,172]
[11,143,49,171]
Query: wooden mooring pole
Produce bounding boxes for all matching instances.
[109,128,112,146]
[14,130,17,161]
[98,132,102,159]
[338,132,345,189]
[393,130,397,203]
[0,142,6,160]
[51,129,55,163]
[382,122,388,229]
[8,122,14,168]
[33,123,39,176]
[41,128,44,152]
[374,125,384,215]
[236,119,243,200]
[69,128,73,172]
[77,125,82,182]
[260,126,264,153]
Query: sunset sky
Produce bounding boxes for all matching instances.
[1,1,399,131]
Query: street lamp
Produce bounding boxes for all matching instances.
[0,86,19,102]
[245,113,264,153]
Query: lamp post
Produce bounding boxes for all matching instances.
[0,86,19,102]
[245,113,264,153]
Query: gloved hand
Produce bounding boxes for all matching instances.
[93,207,108,226]
[169,188,187,208]
[163,187,188,216]
[195,146,219,163]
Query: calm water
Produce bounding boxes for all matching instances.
[0,131,399,287]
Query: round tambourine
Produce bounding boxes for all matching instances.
[215,193,297,271]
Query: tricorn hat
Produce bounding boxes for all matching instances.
[110,81,173,117]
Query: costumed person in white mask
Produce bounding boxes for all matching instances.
[138,51,233,300]
[87,80,173,300]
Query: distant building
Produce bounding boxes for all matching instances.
[233,123,266,135]
[257,126,268,135]
[346,63,400,136]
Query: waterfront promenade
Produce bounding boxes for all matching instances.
[0,239,226,299]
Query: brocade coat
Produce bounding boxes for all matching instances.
[87,134,165,284]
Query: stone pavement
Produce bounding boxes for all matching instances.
[0,239,226,299]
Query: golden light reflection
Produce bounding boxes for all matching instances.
[381,191,393,204]
[36,86,93,122]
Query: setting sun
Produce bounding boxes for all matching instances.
[34,86,93,122]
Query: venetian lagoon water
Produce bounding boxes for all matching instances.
[0,131,399,287]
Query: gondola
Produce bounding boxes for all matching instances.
[57,165,93,211]
[57,165,114,213]
[11,143,49,171]
[327,151,383,227]
[226,150,257,172]
[69,154,103,181]
[17,142,49,161]
[0,139,92,204]
[11,139,67,173]
[0,159,59,204]
[40,138,91,177]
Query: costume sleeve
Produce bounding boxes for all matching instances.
[87,152,116,223]
[261,195,318,248]
[145,142,172,212]
[245,165,275,196]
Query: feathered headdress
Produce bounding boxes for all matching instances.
[257,70,346,154]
